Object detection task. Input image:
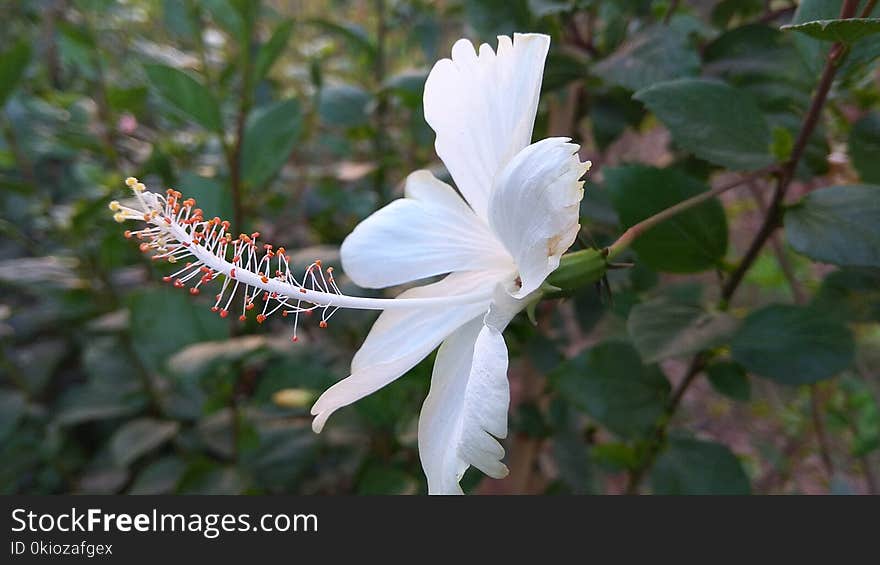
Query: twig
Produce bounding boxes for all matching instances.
[1,113,36,187]
[625,353,708,494]
[372,0,390,205]
[810,384,835,477]
[663,0,680,24]
[746,183,807,304]
[622,1,860,492]
[606,166,778,260]
[721,0,858,307]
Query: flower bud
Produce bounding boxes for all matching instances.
[544,248,607,295]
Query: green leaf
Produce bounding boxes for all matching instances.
[202,0,245,39]
[317,84,371,128]
[542,52,588,92]
[706,361,751,401]
[357,464,419,495]
[254,19,294,79]
[651,437,750,494]
[128,288,228,374]
[128,456,186,494]
[383,70,427,108]
[595,25,700,92]
[0,390,27,443]
[771,126,794,161]
[306,19,376,61]
[812,268,880,323]
[605,165,729,273]
[850,113,880,184]
[176,172,233,221]
[464,0,532,38]
[110,418,179,467]
[627,287,739,363]
[731,304,855,385]
[0,41,31,107]
[782,18,880,43]
[143,64,223,132]
[555,341,670,439]
[55,337,146,426]
[785,185,880,267]
[241,98,302,187]
[634,78,774,170]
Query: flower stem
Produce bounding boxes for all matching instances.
[605,166,778,261]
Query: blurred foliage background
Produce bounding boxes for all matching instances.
[1,0,879,495]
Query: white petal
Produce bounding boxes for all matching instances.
[423,33,550,220]
[310,271,493,433]
[489,137,589,299]
[340,170,511,289]
[418,293,523,495]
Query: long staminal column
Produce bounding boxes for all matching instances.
[111,178,492,340]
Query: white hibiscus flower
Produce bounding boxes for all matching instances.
[112,32,589,494]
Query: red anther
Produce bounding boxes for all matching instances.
[328,277,335,284]
[221,221,230,229]
[256,314,266,324]
[260,275,269,284]
[239,315,246,322]
[232,255,241,262]
[275,270,283,277]
[181,241,189,247]
[211,306,219,312]
[251,232,260,239]
[184,198,195,207]
[193,209,203,217]
[215,294,221,300]
[267,251,274,258]
[173,279,184,288]
[230,268,236,279]
[263,244,272,250]
[326,267,334,273]
[174,191,182,199]
[219,310,229,318]
[185,262,192,268]
[212,217,220,224]
[263,292,269,301]
[282,311,288,318]
[299,288,307,294]
[291,336,299,343]
[139,243,149,252]
[166,188,174,195]
[277,247,286,255]
[200,266,211,273]
[319,320,328,329]
[246,302,255,311]
[162,276,171,283]
[270,292,278,299]
[189,288,200,295]
[124,230,132,239]
[315,260,322,267]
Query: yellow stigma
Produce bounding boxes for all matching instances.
[108,200,121,211]
[113,212,126,223]
[125,177,138,187]
[134,182,146,192]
